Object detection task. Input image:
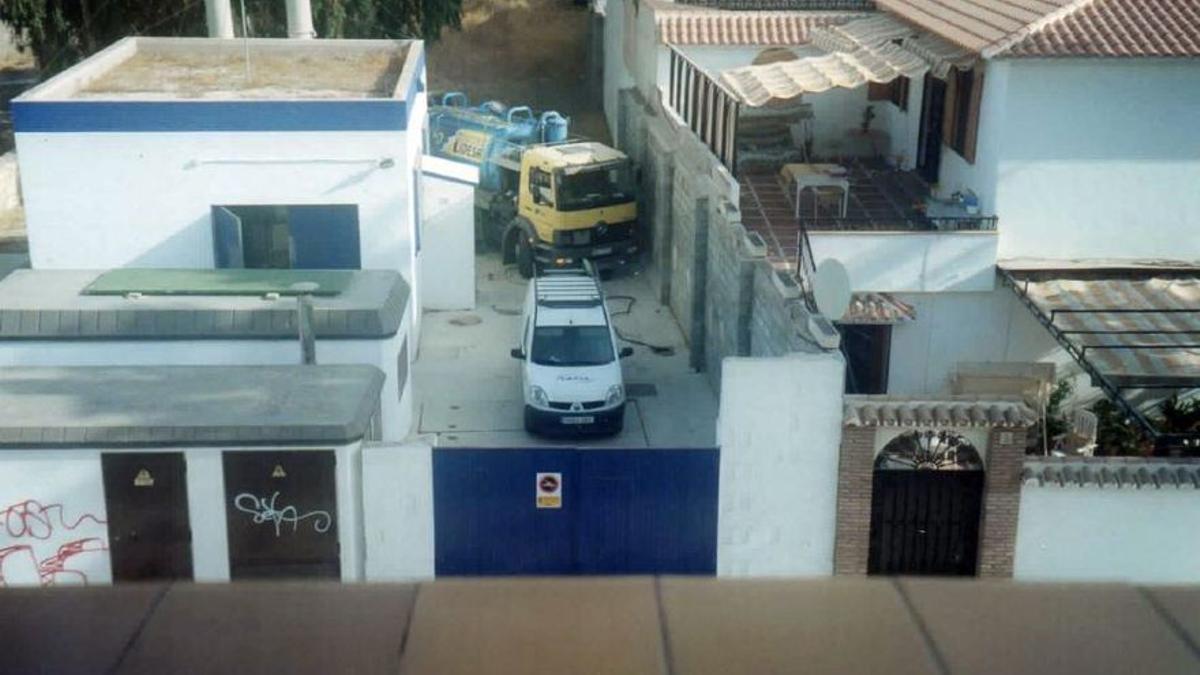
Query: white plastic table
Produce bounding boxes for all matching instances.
[780,163,850,219]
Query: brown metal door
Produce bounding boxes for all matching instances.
[223,450,340,579]
[868,469,984,576]
[101,453,193,581]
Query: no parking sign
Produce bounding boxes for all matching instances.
[536,472,562,509]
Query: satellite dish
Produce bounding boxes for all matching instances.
[811,258,852,321]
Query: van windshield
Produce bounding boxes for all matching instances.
[531,326,615,367]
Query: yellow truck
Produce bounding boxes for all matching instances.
[429,95,639,277]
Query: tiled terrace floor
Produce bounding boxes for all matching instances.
[738,160,932,263]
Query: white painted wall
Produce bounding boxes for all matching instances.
[875,75,924,170]
[1015,484,1200,584]
[0,453,111,586]
[16,130,415,275]
[0,152,19,212]
[0,442,362,587]
[934,59,1200,261]
[361,440,435,580]
[992,59,1200,260]
[809,231,997,293]
[933,61,1008,207]
[0,327,415,442]
[419,156,477,311]
[887,288,1067,396]
[602,0,636,142]
[717,351,845,576]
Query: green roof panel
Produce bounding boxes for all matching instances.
[82,268,352,297]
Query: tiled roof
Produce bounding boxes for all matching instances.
[877,0,1200,57]
[658,11,866,45]
[1007,0,1200,57]
[843,395,1037,428]
[1023,457,1200,489]
[841,292,916,324]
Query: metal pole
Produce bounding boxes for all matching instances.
[298,294,316,365]
[286,0,316,39]
[205,0,235,38]
[291,282,320,365]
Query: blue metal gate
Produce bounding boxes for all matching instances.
[433,448,719,576]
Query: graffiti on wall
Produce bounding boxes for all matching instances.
[0,499,108,587]
[234,492,332,537]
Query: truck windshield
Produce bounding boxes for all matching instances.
[555,162,634,212]
[531,326,615,367]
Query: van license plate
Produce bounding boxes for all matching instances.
[593,247,613,256]
[562,416,595,425]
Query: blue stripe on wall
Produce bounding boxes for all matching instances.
[11,99,408,133]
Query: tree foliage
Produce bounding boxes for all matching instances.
[1,0,460,73]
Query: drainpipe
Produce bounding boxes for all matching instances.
[286,0,316,39]
[205,0,235,38]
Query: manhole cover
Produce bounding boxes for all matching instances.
[625,383,658,398]
[449,314,482,326]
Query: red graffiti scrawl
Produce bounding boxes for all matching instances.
[1,499,105,540]
[0,499,108,587]
[0,539,108,587]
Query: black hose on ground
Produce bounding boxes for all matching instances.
[605,295,675,356]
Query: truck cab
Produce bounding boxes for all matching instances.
[509,142,639,277]
[511,267,632,435]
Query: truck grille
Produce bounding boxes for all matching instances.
[554,222,634,247]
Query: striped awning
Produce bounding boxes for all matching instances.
[720,14,975,107]
[840,292,915,325]
[844,395,1037,428]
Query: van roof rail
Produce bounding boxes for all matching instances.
[534,272,602,307]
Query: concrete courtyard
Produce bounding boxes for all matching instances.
[413,253,719,448]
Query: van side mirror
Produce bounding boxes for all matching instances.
[511,348,525,359]
[619,347,634,358]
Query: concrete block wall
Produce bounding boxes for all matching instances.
[702,206,759,391]
[633,107,825,392]
[750,263,808,357]
[668,152,702,345]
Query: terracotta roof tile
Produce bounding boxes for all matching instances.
[1007,0,1200,57]
[877,0,1200,57]
[658,11,866,45]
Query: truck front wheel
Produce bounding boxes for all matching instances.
[517,235,535,279]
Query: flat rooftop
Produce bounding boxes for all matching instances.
[0,364,384,447]
[0,268,408,340]
[18,37,417,101]
[3,578,1199,674]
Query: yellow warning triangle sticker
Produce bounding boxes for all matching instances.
[271,464,287,479]
[134,469,154,487]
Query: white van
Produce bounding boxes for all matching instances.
[512,267,632,435]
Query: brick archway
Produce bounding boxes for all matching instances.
[834,397,1033,577]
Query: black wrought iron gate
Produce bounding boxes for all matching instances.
[867,469,984,576]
